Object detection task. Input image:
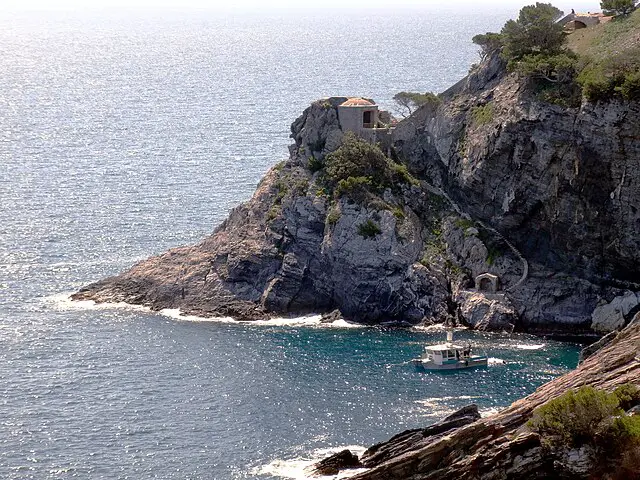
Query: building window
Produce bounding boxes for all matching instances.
[363,110,372,128]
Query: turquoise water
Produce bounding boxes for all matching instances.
[0,7,581,479]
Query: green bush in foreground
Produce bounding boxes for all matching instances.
[529,384,640,476]
[614,383,640,411]
[529,386,621,447]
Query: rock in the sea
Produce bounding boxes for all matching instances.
[73,47,640,335]
[309,449,362,476]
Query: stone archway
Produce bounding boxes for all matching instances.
[475,273,499,294]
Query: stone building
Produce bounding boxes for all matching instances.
[336,97,393,149]
[558,11,611,31]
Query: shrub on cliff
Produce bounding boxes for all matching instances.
[472,32,504,60]
[614,383,640,411]
[357,219,382,239]
[392,91,441,118]
[529,386,621,447]
[529,384,640,476]
[324,133,417,199]
[578,46,640,101]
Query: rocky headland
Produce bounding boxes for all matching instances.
[73,12,640,337]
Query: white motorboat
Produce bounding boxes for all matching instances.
[413,330,488,371]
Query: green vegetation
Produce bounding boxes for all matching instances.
[335,175,372,201]
[455,218,476,230]
[529,386,621,447]
[614,383,640,410]
[500,3,565,61]
[470,103,495,126]
[308,157,324,173]
[323,132,418,200]
[471,3,640,103]
[392,91,441,118]
[601,0,638,17]
[528,385,640,475]
[326,203,341,226]
[472,32,503,60]
[310,134,419,237]
[357,219,382,239]
[391,206,405,220]
[578,45,640,101]
[266,174,308,223]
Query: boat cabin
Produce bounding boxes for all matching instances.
[423,344,471,366]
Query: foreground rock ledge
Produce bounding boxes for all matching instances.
[339,319,640,480]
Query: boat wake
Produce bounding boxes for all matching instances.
[250,445,368,479]
[488,357,507,365]
[515,344,545,350]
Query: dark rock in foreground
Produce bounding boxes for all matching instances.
[308,449,363,476]
[359,404,481,468]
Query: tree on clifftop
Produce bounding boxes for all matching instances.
[472,32,504,60]
[600,0,638,17]
[501,2,565,61]
[392,91,441,118]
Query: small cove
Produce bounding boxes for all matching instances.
[0,6,583,479]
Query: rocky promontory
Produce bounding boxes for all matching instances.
[74,45,640,335]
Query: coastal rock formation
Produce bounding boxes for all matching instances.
[74,100,453,324]
[309,449,362,476]
[358,404,481,468]
[74,48,640,334]
[316,317,640,479]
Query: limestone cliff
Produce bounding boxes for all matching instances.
[73,57,640,334]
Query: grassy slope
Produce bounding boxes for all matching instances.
[567,9,640,59]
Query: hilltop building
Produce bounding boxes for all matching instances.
[558,11,612,30]
[335,97,394,148]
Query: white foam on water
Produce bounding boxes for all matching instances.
[158,308,236,324]
[412,324,468,333]
[49,293,365,329]
[329,319,365,329]
[488,357,506,365]
[515,344,545,350]
[251,445,368,479]
[46,292,152,314]
[480,406,502,418]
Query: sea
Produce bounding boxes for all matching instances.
[1,6,582,479]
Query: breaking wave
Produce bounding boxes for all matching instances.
[47,293,365,329]
[251,445,368,479]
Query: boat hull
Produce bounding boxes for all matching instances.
[412,356,488,371]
